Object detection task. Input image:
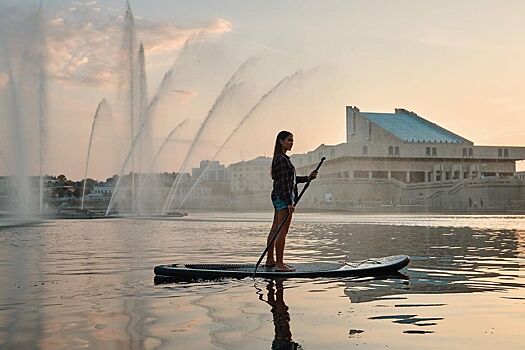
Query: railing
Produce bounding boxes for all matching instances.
[427,190,444,201]
[387,177,407,189]
[312,175,523,190]
[449,180,465,194]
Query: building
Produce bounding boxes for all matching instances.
[288,106,525,211]
[0,176,15,197]
[192,160,230,182]
[229,156,273,209]
[181,161,230,209]
[89,184,113,198]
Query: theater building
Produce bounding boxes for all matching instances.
[291,106,525,211]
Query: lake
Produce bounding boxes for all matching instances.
[0,213,524,349]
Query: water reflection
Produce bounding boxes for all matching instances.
[257,279,302,350]
[0,225,45,349]
[299,224,525,300]
[0,216,524,349]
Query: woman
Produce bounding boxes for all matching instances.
[265,131,317,272]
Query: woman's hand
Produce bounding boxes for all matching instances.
[288,204,295,214]
[308,170,318,181]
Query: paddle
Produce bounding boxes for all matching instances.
[253,156,326,277]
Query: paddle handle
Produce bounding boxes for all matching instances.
[253,157,326,276]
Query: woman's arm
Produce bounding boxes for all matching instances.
[297,170,318,183]
[296,176,309,184]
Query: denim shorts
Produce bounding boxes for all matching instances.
[272,198,289,211]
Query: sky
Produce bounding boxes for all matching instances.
[1,0,525,180]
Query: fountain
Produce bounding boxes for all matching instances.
[81,99,112,211]
[160,54,267,214]
[0,4,48,224]
[177,69,306,211]
[105,66,183,215]
[0,1,306,220]
[105,3,199,215]
[132,118,189,212]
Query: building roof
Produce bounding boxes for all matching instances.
[362,109,471,144]
[229,156,271,168]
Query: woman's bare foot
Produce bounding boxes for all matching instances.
[264,260,276,268]
[275,263,295,272]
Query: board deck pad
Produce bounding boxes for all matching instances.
[154,254,410,280]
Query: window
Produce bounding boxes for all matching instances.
[354,170,369,178]
[388,146,394,156]
[362,145,368,155]
[498,148,502,158]
[395,146,400,156]
[463,148,467,157]
[368,121,372,141]
[504,149,509,158]
[426,147,431,156]
[432,147,437,156]
[468,148,473,157]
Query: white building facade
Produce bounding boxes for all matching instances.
[289,107,525,211]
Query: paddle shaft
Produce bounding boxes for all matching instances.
[253,157,326,276]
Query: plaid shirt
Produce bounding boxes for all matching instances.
[271,154,308,205]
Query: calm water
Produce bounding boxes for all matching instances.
[0,213,524,349]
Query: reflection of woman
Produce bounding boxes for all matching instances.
[266,279,302,350]
[266,131,317,272]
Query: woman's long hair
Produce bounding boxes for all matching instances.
[271,130,292,180]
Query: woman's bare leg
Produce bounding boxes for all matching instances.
[265,211,279,267]
[275,209,293,271]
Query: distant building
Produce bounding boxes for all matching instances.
[289,106,525,211]
[1,174,64,201]
[229,156,273,209]
[192,160,230,182]
[0,176,14,196]
[88,184,113,199]
[229,157,272,193]
[179,160,230,209]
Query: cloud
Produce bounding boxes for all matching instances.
[1,1,233,86]
[136,18,233,57]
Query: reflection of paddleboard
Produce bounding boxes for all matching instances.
[154,255,410,279]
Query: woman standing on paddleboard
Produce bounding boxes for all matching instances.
[265,131,317,272]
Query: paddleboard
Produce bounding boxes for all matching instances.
[154,254,410,279]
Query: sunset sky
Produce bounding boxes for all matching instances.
[1,0,525,180]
